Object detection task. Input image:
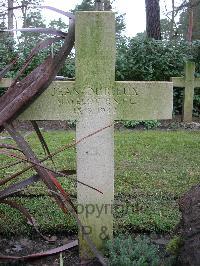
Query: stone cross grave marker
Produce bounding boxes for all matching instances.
[171,61,200,122]
[14,12,173,260]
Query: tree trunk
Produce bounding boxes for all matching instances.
[192,0,200,40]
[21,0,28,28]
[170,0,175,40]
[104,0,112,10]
[187,0,193,42]
[95,0,112,11]
[7,0,14,30]
[95,0,103,11]
[145,0,161,40]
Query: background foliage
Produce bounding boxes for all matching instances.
[116,37,200,116]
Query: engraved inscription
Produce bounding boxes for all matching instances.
[50,85,139,114]
[51,87,79,97]
[87,86,139,97]
[116,86,138,96]
[114,86,139,106]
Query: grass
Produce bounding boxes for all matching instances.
[0,130,200,236]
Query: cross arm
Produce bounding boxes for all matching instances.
[0,78,12,88]
[18,80,173,121]
[195,78,200,88]
[115,81,173,120]
[171,77,185,87]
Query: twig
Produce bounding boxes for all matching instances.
[1,123,113,187]
[1,149,103,195]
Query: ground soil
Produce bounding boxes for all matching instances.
[0,235,79,266]
[1,115,198,133]
[176,184,200,266]
[0,233,171,266]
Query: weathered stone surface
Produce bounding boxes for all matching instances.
[184,62,195,122]
[0,78,12,88]
[114,81,173,120]
[194,78,200,87]
[18,80,173,121]
[76,89,114,259]
[177,184,200,266]
[18,81,77,120]
[171,77,185,87]
[171,61,199,122]
[75,11,115,260]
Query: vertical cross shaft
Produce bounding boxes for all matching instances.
[75,12,115,261]
[183,61,195,122]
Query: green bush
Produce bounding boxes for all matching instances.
[0,33,16,78]
[194,88,200,116]
[123,120,161,129]
[173,88,184,115]
[116,38,200,116]
[166,235,183,256]
[123,120,141,128]
[105,235,161,266]
[116,38,188,81]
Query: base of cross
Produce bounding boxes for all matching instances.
[16,11,173,261]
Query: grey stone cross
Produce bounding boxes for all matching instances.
[4,12,173,260]
[171,61,200,122]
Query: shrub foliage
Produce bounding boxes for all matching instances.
[116,38,200,116]
[105,235,161,266]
